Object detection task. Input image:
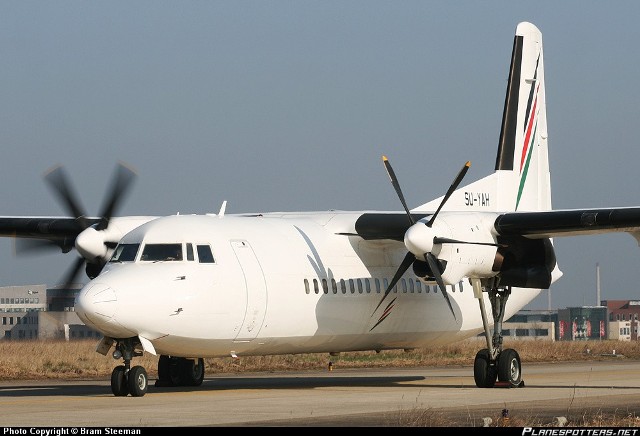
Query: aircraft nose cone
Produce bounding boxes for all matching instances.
[75,282,118,326]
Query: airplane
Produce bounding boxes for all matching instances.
[2,21,640,398]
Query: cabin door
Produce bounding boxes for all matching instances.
[231,240,267,341]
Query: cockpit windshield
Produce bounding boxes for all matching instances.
[140,243,183,262]
[110,243,140,262]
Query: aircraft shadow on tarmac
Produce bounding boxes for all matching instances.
[2,373,639,397]
[0,375,424,397]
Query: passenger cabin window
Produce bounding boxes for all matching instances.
[196,245,215,263]
[110,244,140,262]
[141,244,183,261]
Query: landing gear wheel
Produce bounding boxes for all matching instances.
[155,355,174,387]
[179,358,205,386]
[169,357,182,385]
[128,365,148,397]
[498,348,521,387]
[111,365,129,396]
[473,349,497,388]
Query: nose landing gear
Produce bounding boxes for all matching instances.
[110,338,149,397]
[106,337,206,396]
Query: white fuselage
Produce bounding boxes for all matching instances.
[75,212,542,358]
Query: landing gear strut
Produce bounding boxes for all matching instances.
[110,338,148,397]
[471,279,522,388]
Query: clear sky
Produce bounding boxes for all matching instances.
[1,1,639,310]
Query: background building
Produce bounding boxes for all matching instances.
[0,284,100,340]
[502,309,557,341]
[2,283,638,343]
[603,300,640,340]
[608,320,632,341]
[555,306,607,341]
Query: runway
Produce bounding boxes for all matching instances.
[2,360,640,427]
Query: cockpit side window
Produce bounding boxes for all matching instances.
[140,243,183,261]
[186,243,194,261]
[110,244,140,262]
[196,245,215,263]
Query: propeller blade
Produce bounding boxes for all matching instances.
[425,252,456,321]
[426,161,471,227]
[382,156,415,226]
[59,256,86,289]
[372,251,415,315]
[377,157,472,323]
[14,162,138,288]
[95,162,137,230]
[433,236,505,247]
[14,238,66,256]
[44,165,88,229]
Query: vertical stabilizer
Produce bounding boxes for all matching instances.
[413,22,551,214]
[495,22,550,212]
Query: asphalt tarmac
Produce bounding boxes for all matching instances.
[1,360,640,427]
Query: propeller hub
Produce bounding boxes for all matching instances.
[75,227,108,261]
[404,223,437,257]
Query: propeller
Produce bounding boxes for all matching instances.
[19,162,137,288]
[374,156,488,321]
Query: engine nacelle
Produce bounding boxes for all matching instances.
[406,212,557,289]
[494,235,557,288]
[405,212,502,284]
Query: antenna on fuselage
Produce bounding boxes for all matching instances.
[218,200,227,217]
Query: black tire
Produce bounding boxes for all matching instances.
[498,348,522,387]
[110,365,129,397]
[179,357,205,386]
[473,349,497,388]
[155,355,174,387]
[169,356,182,386]
[128,365,148,397]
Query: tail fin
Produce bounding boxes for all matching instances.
[413,22,550,214]
[495,21,550,212]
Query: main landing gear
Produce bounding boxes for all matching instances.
[108,338,205,397]
[155,355,205,387]
[470,278,523,389]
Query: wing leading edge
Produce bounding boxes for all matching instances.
[494,207,640,242]
[0,217,102,252]
[347,207,640,243]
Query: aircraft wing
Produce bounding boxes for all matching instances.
[348,212,429,241]
[494,207,640,241]
[0,215,159,253]
[348,207,640,243]
[0,216,102,252]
